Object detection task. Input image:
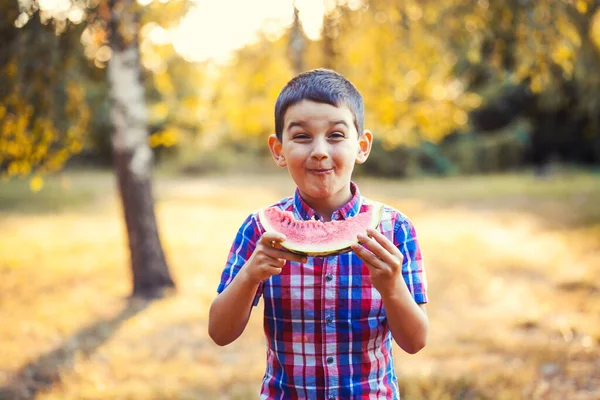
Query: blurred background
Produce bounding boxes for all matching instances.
[1,0,599,399]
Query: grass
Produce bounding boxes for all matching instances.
[1,169,599,399]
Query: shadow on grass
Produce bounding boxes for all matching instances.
[0,297,151,400]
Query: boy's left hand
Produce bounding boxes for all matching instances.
[351,228,404,297]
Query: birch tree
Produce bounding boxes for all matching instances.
[106,0,175,298]
[288,2,307,74]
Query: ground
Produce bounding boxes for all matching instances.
[0,170,599,399]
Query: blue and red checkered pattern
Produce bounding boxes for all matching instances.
[217,182,428,399]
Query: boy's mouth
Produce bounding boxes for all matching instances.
[308,168,333,175]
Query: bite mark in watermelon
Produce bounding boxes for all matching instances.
[258,202,384,256]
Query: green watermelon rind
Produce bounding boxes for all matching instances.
[258,202,384,257]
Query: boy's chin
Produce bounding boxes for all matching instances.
[298,182,347,199]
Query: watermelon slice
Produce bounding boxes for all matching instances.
[258,202,384,256]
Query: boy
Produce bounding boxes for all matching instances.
[209,69,428,399]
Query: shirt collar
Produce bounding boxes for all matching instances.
[293,182,361,221]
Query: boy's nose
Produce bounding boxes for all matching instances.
[310,139,329,159]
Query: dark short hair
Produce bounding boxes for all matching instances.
[274,68,364,141]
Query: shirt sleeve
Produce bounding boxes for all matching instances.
[217,213,264,306]
[394,216,428,304]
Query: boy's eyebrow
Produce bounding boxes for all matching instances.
[331,120,349,127]
[286,120,349,130]
[287,121,306,130]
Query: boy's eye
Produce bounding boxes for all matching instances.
[329,132,345,139]
[292,133,310,140]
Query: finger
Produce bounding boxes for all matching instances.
[265,247,308,264]
[260,231,287,246]
[351,242,383,269]
[366,228,403,259]
[357,232,401,269]
[264,264,284,276]
[265,257,286,269]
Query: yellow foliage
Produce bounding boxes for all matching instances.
[1,83,88,182]
[453,110,469,126]
[208,36,294,142]
[576,0,588,14]
[552,44,574,64]
[6,62,17,78]
[467,47,481,63]
[463,93,482,109]
[557,17,582,48]
[530,75,544,94]
[181,96,199,110]
[154,72,174,96]
[70,140,83,153]
[149,128,179,148]
[179,0,599,149]
[29,175,44,192]
[592,10,600,51]
[150,102,169,122]
[551,43,576,77]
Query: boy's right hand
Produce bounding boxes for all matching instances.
[242,232,307,284]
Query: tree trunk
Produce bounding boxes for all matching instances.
[107,0,175,298]
[289,4,306,74]
[321,9,338,70]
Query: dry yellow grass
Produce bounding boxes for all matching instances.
[1,170,599,399]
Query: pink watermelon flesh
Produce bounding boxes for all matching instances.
[258,203,383,256]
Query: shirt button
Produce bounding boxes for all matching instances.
[326,356,334,365]
[325,274,333,282]
[325,315,333,325]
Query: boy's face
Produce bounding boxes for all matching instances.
[268,100,372,207]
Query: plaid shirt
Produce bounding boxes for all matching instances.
[217,182,428,399]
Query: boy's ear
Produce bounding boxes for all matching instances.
[268,134,287,167]
[356,130,373,164]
